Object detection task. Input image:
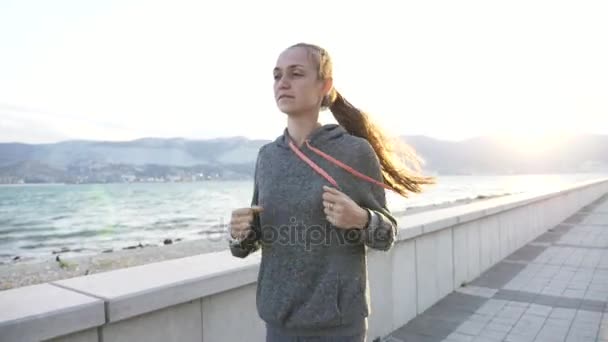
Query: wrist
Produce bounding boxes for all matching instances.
[355,207,371,230]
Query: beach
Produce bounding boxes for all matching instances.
[0,194,506,291]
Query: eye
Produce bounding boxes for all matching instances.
[273,73,281,80]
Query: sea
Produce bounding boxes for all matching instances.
[1,173,606,264]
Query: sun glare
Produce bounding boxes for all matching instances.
[493,129,575,155]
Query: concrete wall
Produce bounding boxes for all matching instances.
[1,178,607,342]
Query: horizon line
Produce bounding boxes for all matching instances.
[0,131,604,145]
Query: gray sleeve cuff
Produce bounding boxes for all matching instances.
[363,208,395,251]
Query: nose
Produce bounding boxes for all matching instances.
[276,76,290,90]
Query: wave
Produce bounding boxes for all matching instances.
[20,242,74,249]
[0,226,54,235]
[18,229,115,242]
[144,217,200,231]
[11,219,47,228]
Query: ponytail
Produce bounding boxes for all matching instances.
[328,89,434,197]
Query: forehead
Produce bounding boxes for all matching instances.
[275,47,316,69]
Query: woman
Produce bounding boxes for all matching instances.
[229,43,434,341]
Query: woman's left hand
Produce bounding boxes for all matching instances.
[322,185,369,230]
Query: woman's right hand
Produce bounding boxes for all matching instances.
[229,205,264,240]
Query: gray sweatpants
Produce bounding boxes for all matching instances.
[265,326,367,342]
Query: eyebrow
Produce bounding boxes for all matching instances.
[273,64,305,72]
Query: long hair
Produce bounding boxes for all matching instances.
[289,43,435,198]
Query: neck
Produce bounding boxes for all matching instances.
[287,113,321,147]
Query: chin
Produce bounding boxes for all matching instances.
[277,103,298,115]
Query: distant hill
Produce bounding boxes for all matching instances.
[0,134,607,183]
[0,137,268,183]
[401,134,608,174]
[0,137,268,168]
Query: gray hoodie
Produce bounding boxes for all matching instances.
[230,124,398,337]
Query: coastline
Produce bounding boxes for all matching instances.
[0,193,511,291]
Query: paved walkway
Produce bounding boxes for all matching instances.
[384,194,608,342]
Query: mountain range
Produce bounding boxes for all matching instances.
[1,134,607,184]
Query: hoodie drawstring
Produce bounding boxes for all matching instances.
[288,139,393,192]
[289,139,341,189]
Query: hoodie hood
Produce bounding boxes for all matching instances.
[275,123,347,149]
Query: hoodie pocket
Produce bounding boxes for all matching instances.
[337,273,369,323]
[278,270,343,330]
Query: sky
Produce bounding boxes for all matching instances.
[1,0,607,144]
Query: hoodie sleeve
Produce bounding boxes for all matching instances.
[357,140,398,251]
[229,149,263,258]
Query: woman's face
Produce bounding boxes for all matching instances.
[273,47,329,115]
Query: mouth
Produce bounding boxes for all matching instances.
[277,95,294,100]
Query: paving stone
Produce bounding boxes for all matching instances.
[579,299,606,313]
[533,231,564,244]
[456,286,498,299]
[467,313,493,325]
[476,300,508,316]
[471,337,501,342]
[543,317,573,328]
[554,296,582,310]
[470,262,527,289]
[535,328,569,342]
[505,245,547,263]
[483,322,512,333]
[404,316,460,337]
[526,304,552,317]
[478,327,508,340]
[444,332,475,342]
[562,289,586,298]
[532,294,559,307]
[550,308,578,320]
[381,337,404,342]
[564,212,591,225]
[503,332,535,342]
[390,331,443,342]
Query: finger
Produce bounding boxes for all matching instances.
[323,186,343,195]
[251,205,264,213]
[233,223,251,236]
[233,206,264,216]
[332,204,342,214]
[231,228,245,240]
[234,210,256,220]
[231,216,251,226]
[230,222,245,234]
[231,215,246,223]
[241,220,254,230]
[230,225,247,239]
[238,224,252,234]
[234,230,248,240]
[233,207,253,215]
[322,191,341,203]
[325,202,341,214]
[233,219,252,230]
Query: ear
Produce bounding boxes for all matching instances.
[322,77,333,95]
